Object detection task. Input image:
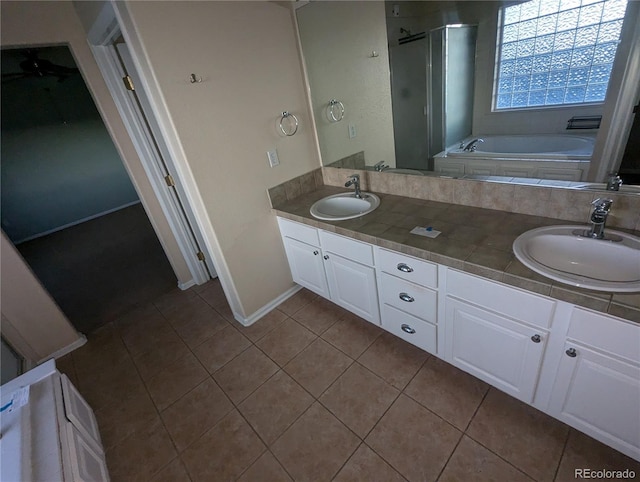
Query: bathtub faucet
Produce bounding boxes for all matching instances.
[373,161,389,172]
[606,172,623,191]
[463,138,484,152]
[345,174,363,199]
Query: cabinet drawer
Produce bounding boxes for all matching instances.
[278,217,319,246]
[379,273,437,323]
[381,304,437,354]
[376,248,438,288]
[446,269,555,329]
[567,307,640,363]
[320,230,374,266]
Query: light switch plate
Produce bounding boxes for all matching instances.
[348,123,357,139]
[267,149,279,167]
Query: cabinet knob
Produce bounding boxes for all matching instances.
[399,292,415,302]
[323,255,329,260]
[397,263,414,273]
[531,334,541,343]
[401,324,416,334]
[313,250,319,256]
[566,348,577,358]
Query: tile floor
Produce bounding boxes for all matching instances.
[57,280,640,482]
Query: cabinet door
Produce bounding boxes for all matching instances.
[548,343,640,461]
[445,297,547,403]
[282,237,329,298]
[324,252,380,324]
[65,424,110,482]
[61,374,103,453]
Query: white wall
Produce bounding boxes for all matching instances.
[297,1,396,167]
[120,1,321,316]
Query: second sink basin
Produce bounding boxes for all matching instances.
[513,225,640,292]
[310,192,380,221]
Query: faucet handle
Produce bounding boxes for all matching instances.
[592,198,613,211]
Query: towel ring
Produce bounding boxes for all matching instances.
[327,99,345,122]
[279,111,299,136]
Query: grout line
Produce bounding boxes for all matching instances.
[552,427,573,482]
[462,383,491,433]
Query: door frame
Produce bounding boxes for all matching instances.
[86,2,244,320]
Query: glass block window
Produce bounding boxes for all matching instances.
[495,0,628,110]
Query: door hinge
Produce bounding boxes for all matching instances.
[196,251,205,261]
[164,174,175,187]
[122,75,135,91]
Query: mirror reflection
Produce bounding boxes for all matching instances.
[296,0,640,187]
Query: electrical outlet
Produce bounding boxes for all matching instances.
[267,149,280,167]
[348,123,357,139]
[392,4,400,16]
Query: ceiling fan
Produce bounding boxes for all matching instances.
[1,49,80,83]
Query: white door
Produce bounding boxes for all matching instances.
[324,252,379,324]
[444,297,547,402]
[112,42,215,281]
[548,342,640,461]
[282,237,329,298]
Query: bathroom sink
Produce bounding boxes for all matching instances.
[310,192,380,221]
[513,225,640,292]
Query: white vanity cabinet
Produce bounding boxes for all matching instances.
[547,307,640,461]
[278,218,379,324]
[444,269,556,403]
[375,248,439,355]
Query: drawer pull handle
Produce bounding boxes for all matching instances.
[397,263,414,273]
[399,293,414,302]
[313,250,319,256]
[401,324,416,334]
[566,348,577,358]
[531,334,541,343]
[323,255,329,260]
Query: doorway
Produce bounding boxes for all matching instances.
[1,45,178,334]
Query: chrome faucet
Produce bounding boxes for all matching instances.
[463,138,484,152]
[606,172,623,191]
[345,174,363,198]
[586,198,613,239]
[373,161,389,172]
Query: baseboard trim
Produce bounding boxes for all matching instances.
[39,334,88,364]
[234,285,303,327]
[178,279,197,290]
[14,200,142,245]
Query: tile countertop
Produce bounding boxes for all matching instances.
[272,185,640,324]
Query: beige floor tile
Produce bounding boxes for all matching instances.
[320,363,399,438]
[181,410,265,481]
[366,394,462,482]
[439,436,534,482]
[95,388,159,451]
[213,346,279,403]
[555,430,640,482]
[192,324,251,373]
[161,378,233,452]
[166,298,229,349]
[237,451,293,482]
[358,332,429,389]
[321,313,383,358]
[278,288,318,316]
[117,311,173,357]
[284,338,353,397]
[132,330,192,382]
[256,318,317,366]
[145,352,208,410]
[333,444,405,482]
[114,303,162,333]
[55,353,78,386]
[271,402,360,481]
[72,323,131,377]
[467,388,569,482]
[213,300,235,323]
[405,357,489,430]
[197,279,228,310]
[239,371,314,444]
[150,458,191,482]
[237,308,288,342]
[105,418,177,481]
[76,357,147,412]
[152,287,198,314]
[291,297,349,335]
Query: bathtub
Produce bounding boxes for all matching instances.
[434,134,594,181]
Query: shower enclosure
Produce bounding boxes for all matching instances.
[389,24,477,171]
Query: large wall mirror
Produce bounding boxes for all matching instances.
[296,0,640,188]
